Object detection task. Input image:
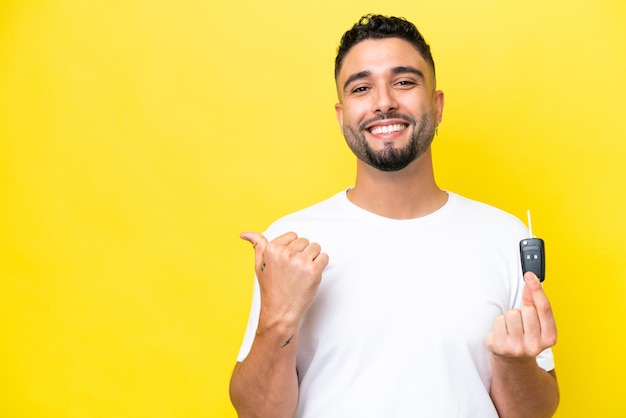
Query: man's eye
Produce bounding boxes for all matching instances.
[396,80,416,87]
[352,86,369,93]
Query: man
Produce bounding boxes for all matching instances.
[230,14,559,418]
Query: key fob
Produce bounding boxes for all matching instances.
[520,238,545,282]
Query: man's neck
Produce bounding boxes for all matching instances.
[347,149,448,220]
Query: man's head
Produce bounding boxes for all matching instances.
[335,14,436,87]
[334,15,443,172]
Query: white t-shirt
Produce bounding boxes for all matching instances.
[237,191,554,417]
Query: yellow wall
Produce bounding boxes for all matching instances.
[1,1,624,417]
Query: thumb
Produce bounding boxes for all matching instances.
[240,231,268,271]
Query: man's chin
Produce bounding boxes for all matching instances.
[365,159,413,172]
[364,151,416,172]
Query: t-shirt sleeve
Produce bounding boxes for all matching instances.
[535,347,555,372]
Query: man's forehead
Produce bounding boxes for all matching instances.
[338,38,431,80]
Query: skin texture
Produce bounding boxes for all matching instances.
[230,37,559,418]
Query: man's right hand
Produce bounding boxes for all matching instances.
[240,231,329,328]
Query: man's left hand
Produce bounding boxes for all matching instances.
[486,272,557,358]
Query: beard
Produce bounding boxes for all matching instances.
[342,111,436,172]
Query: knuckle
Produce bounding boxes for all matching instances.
[537,304,552,316]
[303,262,318,276]
[265,240,280,253]
[545,334,557,347]
[527,341,543,356]
[505,309,520,320]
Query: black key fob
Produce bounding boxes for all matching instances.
[520,237,545,282]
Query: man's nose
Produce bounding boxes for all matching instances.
[372,86,398,114]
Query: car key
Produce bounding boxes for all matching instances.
[520,210,545,282]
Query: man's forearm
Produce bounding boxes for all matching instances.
[229,324,300,418]
[489,355,559,418]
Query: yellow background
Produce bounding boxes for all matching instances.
[1,0,624,417]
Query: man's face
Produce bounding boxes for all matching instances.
[335,38,444,171]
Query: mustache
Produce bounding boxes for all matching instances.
[358,112,417,131]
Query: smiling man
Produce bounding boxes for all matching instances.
[337,38,440,174]
[230,14,559,418]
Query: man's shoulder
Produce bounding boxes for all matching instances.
[448,192,527,234]
[451,192,517,217]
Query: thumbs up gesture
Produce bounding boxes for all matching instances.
[240,231,329,327]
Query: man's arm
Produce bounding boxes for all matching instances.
[487,272,560,418]
[229,323,300,418]
[490,358,558,418]
[229,231,328,418]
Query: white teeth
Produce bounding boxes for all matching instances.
[370,124,406,135]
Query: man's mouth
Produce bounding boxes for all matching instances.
[368,123,408,135]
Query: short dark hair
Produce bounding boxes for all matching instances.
[335,14,436,82]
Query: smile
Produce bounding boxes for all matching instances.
[369,124,408,135]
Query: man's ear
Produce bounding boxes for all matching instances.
[335,103,344,127]
[433,90,444,125]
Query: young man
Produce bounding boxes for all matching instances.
[230,14,559,418]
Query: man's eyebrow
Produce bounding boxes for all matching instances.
[392,66,425,80]
[343,70,371,93]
